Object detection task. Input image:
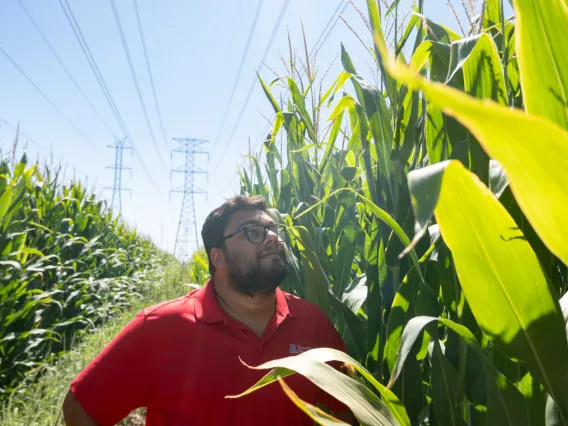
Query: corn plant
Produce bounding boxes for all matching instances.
[232,0,568,425]
[0,154,174,402]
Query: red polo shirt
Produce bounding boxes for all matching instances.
[70,280,348,425]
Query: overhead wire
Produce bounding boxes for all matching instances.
[212,0,348,177]
[0,116,88,179]
[16,0,117,140]
[210,0,290,176]
[109,0,168,176]
[132,0,169,153]
[0,45,107,159]
[58,0,165,197]
[311,1,349,58]
[309,0,347,58]
[210,0,265,153]
[58,0,131,144]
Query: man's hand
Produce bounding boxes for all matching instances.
[62,389,99,426]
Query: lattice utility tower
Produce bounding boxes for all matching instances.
[170,138,208,260]
[105,138,132,216]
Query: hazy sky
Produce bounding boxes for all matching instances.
[0,0,513,257]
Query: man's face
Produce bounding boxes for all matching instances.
[220,209,288,296]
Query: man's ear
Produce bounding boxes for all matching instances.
[210,247,225,269]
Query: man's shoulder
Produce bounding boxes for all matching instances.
[282,290,329,320]
[140,288,201,322]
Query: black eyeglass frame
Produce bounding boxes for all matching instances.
[215,223,287,248]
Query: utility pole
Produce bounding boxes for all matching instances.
[170,138,208,260]
[105,137,132,216]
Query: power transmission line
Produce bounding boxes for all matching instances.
[0,45,106,159]
[16,0,117,140]
[0,116,88,179]
[211,0,349,177]
[171,138,208,259]
[105,138,132,215]
[109,0,168,176]
[309,0,348,58]
[58,0,164,197]
[211,0,264,153]
[210,0,290,175]
[58,0,131,143]
[133,0,169,153]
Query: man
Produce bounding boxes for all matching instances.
[63,195,356,425]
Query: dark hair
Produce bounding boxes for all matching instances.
[201,195,268,274]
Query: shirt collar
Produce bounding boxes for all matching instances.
[194,278,291,323]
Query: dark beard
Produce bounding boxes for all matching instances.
[224,245,289,297]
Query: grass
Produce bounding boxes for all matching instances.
[0,260,192,426]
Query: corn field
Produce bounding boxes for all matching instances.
[233,0,568,425]
[0,153,172,401]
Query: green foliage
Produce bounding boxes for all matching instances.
[187,247,210,286]
[0,155,174,401]
[233,0,568,424]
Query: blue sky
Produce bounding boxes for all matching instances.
[0,0,513,257]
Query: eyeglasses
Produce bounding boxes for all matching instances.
[215,223,287,247]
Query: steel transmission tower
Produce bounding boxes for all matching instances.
[105,138,132,215]
[170,138,208,260]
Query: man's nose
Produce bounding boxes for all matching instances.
[264,228,279,244]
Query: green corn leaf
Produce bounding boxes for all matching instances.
[403,160,568,421]
[289,144,318,153]
[320,70,351,106]
[258,72,281,114]
[294,188,423,284]
[288,77,318,143]
[430,340,467,426]
[389,316,530,426]
[418,13,461,43]
[329,96,355,121]
[425,103,450,164]
[483,0,501,29]
[385,269,420,373]
[328,293,367,361]
[447,33,507,105]
[341,45,393,198]
[385,0,402,17]
[269,112,285,145]
[512,0,568,130]
[319,110,344,175]
[395,8,420,55]
[487,372,531,426]
[0,184,13,221]
[370,13,568,268]
[366,1,398,99]
[227,353,399,426]
[290,226,331,320]
[276,377,349,426]
[517,373,547,426]
[228,347,409,426]
[366,231,385,368]
[334,231,356,297]
[448,33,507,183]
[341,275,367,314]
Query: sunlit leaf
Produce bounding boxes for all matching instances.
[403,160,568,420]
[512,0,568,130]
[227,351,400,426]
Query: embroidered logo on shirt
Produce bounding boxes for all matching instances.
[289,344,313,354]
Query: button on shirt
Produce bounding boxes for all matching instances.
[70,280,349,425]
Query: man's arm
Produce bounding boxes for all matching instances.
[62,390,99,426]
[61,311,154,425]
